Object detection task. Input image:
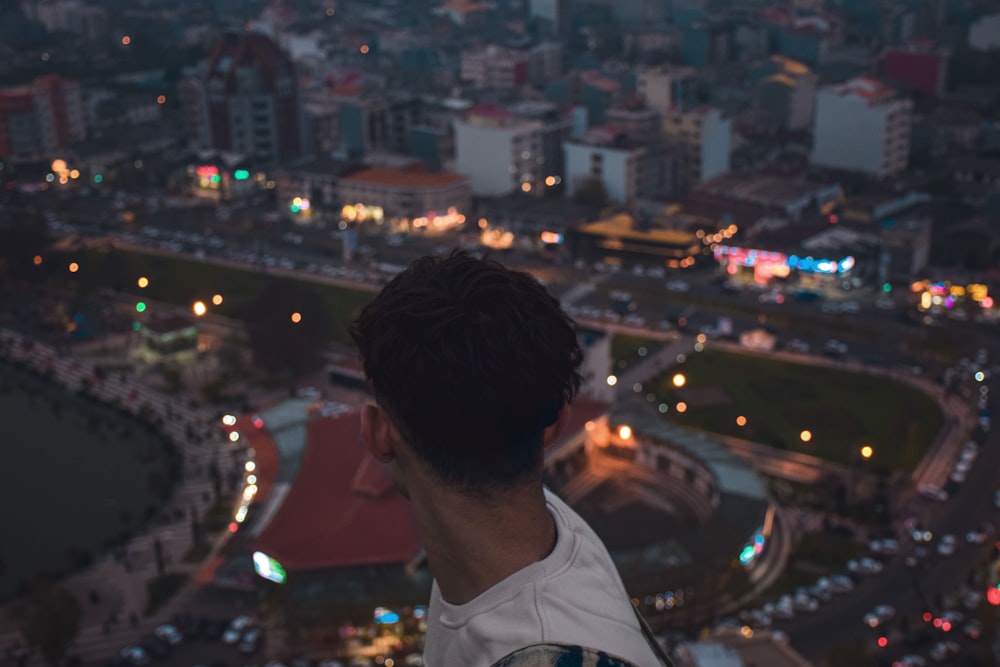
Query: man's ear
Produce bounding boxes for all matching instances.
[542,403,571,450]
[361,403,397,463]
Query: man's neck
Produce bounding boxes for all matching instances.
[410,481,556,606]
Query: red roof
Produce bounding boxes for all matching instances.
[254,400,609,572]
[253,414,421,571]
[547,399,611,456]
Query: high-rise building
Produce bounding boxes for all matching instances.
[811,77,912,179]
[460,45,530,92]
[180,33,303,165]
[454,102,571,197]
[662,106,730,187]
[0,75,86,162]
[880,43,949,97]
[528,0,570,34]
[754,56,817,131]
[637,65,697,112]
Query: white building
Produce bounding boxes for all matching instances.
[969,14,1000,51]
[454,104,569,197]
[637,65,697,111]
[662,106,731,186]
[811,77,912,179]
[564,127,645,205]
[460,45,528,92]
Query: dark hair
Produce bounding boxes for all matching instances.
[349,250,583,493]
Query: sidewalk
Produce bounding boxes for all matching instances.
[0,329,245,666]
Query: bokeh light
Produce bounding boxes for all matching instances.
[800,430,813,443]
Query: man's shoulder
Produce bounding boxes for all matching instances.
[491,643,638,667]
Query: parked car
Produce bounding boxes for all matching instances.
[918,484,949,502]
[905,546,929,568]
[863,605,896,628]
[153,624,182,646]
[238,628,263,654]
[937,534,957,556]
[222,616,252,644]
[120,647,150,666]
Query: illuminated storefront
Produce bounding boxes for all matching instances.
[913,280,993,315]
[339,202,467,234]
[187,163,260,201]
[715,244,856,285]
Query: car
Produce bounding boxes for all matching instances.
[898,655,928,667]
[238,628,262,654]
[937,534,957,556]
[918,484,949,502]
[905,546,929,567]
[120,647,150,666]
[823,339,848,356]
[966,524,992,544]
[140,637,168,660]
[785,339,810,353]
[665,280,690,292]
[950,468,968,484]
[222,615,252,644]
[830,574,854,593]
[793,594,819,612]
[203,618,228,640]
[929,641,960,662]
[875,297,895,310]
[841,300,861,313]
[864,604,896,628]
[859,557,883,574]
[758,290,785,305]
[153,624,182,646]
[964,619,982,639]
[962,590,983,609]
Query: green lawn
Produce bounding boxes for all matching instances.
[648,349,943,472]
[48,248,374,346]
[610,333,657,367]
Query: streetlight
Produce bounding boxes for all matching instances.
[290,312,302,324]
[676,402,688,413]
[212,294,223,306]
[137,276,149,288]
[800,430,812,443]
[193,301,207,316]
[68,262,79,273]
[860,445,873,460]
[736,415,747,427]
[606,375,618,387]
[672,373,686,388]
[618,425,632,440]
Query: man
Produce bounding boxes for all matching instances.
[350,251,664,666]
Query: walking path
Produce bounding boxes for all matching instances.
[0,329,245,666]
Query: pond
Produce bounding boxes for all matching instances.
[0,364,175,600]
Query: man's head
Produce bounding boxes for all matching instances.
[350,250,582,497]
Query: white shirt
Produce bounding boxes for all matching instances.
[423,488,661,666]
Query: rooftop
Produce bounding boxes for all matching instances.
[253,413,422,571]
[828,77,898,103]
[339,164,467,189]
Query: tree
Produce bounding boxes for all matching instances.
[0,218,50,285]
[824,639,877,667]
[572,177,609,212]
[243,280,332,379]
[19,578,83,667]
